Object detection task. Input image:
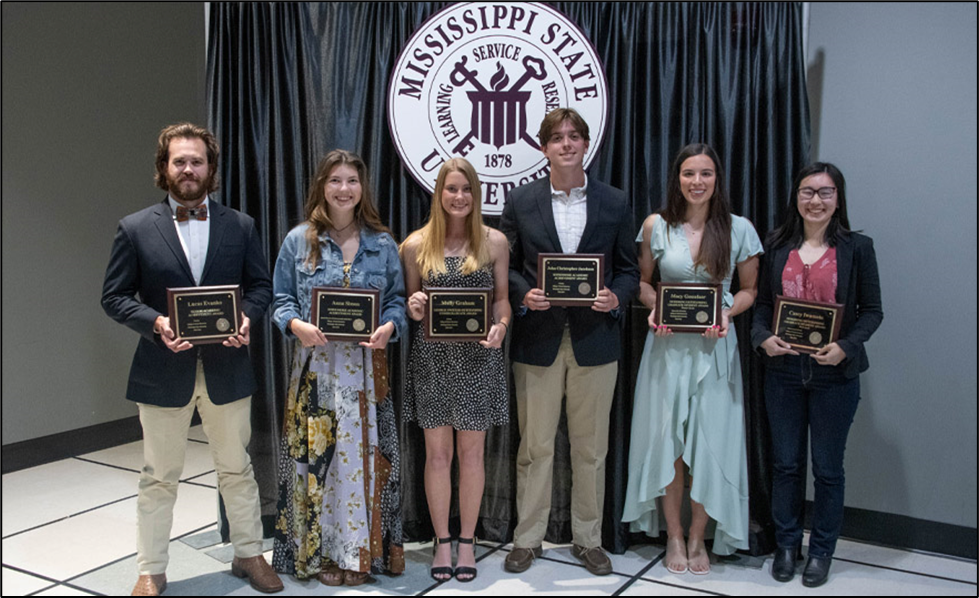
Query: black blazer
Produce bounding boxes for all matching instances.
[500,176,639,367]
[751,232,883,378]
[102,198,272,406]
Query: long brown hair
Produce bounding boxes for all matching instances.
[304,150,390,267]
[662,143,732,282]
[401,158,490,277]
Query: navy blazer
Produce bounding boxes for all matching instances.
[500,176,639,367]
[751,232,883,379]
[102,198,272,406]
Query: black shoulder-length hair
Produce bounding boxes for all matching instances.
[767,162,852,249]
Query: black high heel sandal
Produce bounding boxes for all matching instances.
[431,536,454,582]
[455,537,477,582]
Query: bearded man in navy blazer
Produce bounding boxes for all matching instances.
[102,123,282,596]
[500,108,639,576]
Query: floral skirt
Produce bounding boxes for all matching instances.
[272,342,404,578]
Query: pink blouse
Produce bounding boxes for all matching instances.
[782,247,837,303]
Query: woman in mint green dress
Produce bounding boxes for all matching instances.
[623,144,762,574]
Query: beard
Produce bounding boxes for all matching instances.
[167,171,210,204]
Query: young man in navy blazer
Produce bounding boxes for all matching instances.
[500,108,639,575]
[102,123,282,595]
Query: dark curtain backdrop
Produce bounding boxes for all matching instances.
[207,2,810,556]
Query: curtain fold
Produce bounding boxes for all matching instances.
[207,1,809,556]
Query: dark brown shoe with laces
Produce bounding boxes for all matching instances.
[504,546,542,573]
[572,544,612,576]
[231,556,284,593]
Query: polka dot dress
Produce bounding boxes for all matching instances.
[405,256,508,431]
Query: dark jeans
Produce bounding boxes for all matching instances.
[765,355,860,557]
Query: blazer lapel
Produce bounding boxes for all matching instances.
[152,199,195,282]
[200,200,227,284]
[535,183,563,252]
[576,181,602,252]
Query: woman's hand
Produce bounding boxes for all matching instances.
[361,321,395,350]
[648,309,673,337]
[290,318,328,347]
[703,310,730,339]
[407,291,428,321]
[479,323,507,349]
[812,342,846,366]
[760,334,800,357]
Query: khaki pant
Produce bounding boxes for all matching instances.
[136,360,263,574]
[512,329,617,549]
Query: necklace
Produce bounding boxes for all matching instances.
[330,219,358,239]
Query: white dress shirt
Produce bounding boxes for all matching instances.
[168,195,210,285]
[551,175,588,254]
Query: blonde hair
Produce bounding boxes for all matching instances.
[401,158,490,278]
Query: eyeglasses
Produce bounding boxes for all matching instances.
[798,186,837,200]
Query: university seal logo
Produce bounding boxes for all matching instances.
[388,2,608,215]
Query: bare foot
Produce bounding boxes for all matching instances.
[664,536,688,574]
[687,538,710,575]
[431,539,453,581]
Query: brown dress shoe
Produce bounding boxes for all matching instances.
[572,544,613,575]
[504,546,542,573]
[131,573,167,596]
[231,555,284,593]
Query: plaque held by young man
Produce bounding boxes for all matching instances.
[654,282,722,333]
[167,285,242,344]
[311,287,380,341]
[772,295,843,354]
[537,253,604,306]
[424,287,491,342]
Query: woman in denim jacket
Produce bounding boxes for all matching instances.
[270,150,407,586]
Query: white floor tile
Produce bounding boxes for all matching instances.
[428,548,632,595]
[1,459,139,537]
[79,438,216,480]
[1,483,218,581]
[635,548,978,596]
[620,578,715,596]
[34,585,96,596]
[1,566,56,596]
[832,537,977,584]
[538,542,664,576]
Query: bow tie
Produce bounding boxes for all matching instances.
[175,205,207,222]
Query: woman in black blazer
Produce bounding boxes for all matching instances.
[751,163,883,588]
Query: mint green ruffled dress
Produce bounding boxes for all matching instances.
[622,214,762,555]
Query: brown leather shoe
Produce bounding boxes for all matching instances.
[504,546,542,573]
[231,556,284,593]
[131,573,167,596]
[572,544,612,576]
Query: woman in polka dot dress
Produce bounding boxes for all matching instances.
[401,158,511,583]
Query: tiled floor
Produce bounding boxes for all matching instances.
[2,426,976,596]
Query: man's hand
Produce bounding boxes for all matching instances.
[523,288,551,311]
[223,313,251,348]
[155,315,193,353]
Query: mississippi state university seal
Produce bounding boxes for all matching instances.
[388,2,608,215]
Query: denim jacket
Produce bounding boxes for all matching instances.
[272,223,407,342]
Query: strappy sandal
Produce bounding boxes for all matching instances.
[455,537,477,583]
[430,536,454,581]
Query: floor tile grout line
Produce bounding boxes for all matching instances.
[831,556,979,586]
[1,494,138,541]
[60,521,219,586]
[73,455,142,474]
[183,479,218,489]
[2,563,62,585]
[612,551,665,596]
[634,576,729,596]
[181,469,217,483]
[25,585,58,598]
